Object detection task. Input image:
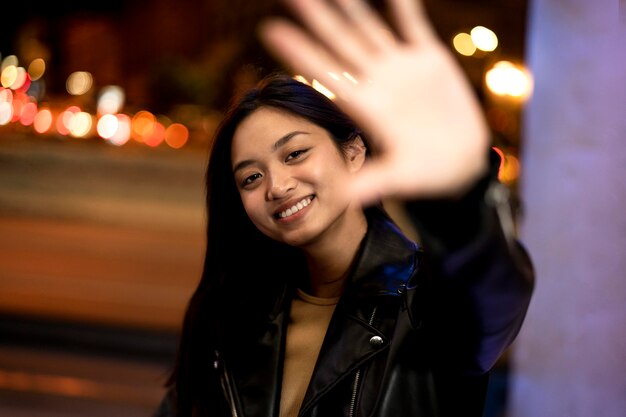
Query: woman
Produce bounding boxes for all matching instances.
[157,1,534,416]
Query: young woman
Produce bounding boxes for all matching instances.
[157,1,534,416]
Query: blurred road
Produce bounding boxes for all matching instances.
[0,132,207,329]
[0,132,208,415]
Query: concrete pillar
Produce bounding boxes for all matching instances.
[508,1,626,416]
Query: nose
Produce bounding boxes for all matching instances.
[266,168,296,200]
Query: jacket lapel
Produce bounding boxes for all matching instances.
[299,208,419,414]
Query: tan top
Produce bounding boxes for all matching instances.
[279,289,340,417]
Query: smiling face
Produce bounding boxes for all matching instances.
[231,106,366,249]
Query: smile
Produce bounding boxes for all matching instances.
[277,196,313,219]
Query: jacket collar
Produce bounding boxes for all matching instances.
[346,207,419,300]
[299,207,419,414]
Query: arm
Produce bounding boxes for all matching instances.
[405,149,534,374]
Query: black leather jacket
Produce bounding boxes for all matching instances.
[156,193,534,417]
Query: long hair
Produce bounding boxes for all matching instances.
[170,74,365,415]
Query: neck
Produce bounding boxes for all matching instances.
[300,208,368,298]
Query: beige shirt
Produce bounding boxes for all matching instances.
[279,289,340,417]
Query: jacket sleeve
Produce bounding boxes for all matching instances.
[403,148,534,375]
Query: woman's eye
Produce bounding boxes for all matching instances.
[243,173,262,186]
[286,149,307,161]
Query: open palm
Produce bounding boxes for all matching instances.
[260,0,490,203]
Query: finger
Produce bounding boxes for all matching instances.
[285,0,375,71]
[334,0,397,51]
[388,0,437,44]
[259,19,358,100]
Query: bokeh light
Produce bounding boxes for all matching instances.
[453,33,477,56]
[131,110,156,143]
[97,85,125,115]
[69,112,93,137]
[108,114,131,146]
[1,65,18,88]
[0,87,12,104]
[57,106,81,135]
[19,102,37,126]
[0,87,14,125]
[485,61,533,99]
[164,123,189,149]
[311,79,335,100]
[0,101,12,125]
[143,121,165,147]
[293,75,310,85]
[10,94,24,122]
[28,58,46,81]
[470,26,498,52]
[97,114,119,139]
[66,71,93,96]
[33,108,53,133]
[10,67,27,90]
[1,55,18,71]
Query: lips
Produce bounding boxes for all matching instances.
[275,196,314,219]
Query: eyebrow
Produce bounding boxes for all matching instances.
[232,130,310,174]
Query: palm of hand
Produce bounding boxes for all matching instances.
[261,0,489,203]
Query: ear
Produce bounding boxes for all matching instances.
[345,135,367,172]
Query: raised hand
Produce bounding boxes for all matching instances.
[259,0,490,204]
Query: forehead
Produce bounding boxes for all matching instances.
[231,107,327,157]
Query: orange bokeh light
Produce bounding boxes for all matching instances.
[131,110,156,143]
[144,121,165,147]
[34,109,53,133]
[165,123,189,149]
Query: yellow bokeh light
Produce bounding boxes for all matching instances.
[66,71,93,95]
[311,80,335,100]
[10,67,27,90]
[485,61,533,99]
[293,75,310,85]
[452,33,476,56]
[342,72,358,84]
[500,154,520,184]
[69,112,93,137]
[28,58,46,81]
[1,65,17,88]
[470,26,498,52]
[1,55,18,71]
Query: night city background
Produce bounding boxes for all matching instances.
[5,1,622,417]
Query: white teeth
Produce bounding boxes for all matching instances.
[279,197,312,218]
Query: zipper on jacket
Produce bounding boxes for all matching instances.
[349,306,378,417]
[215,350,241,417]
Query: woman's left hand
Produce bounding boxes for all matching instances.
[259,0,490,204]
